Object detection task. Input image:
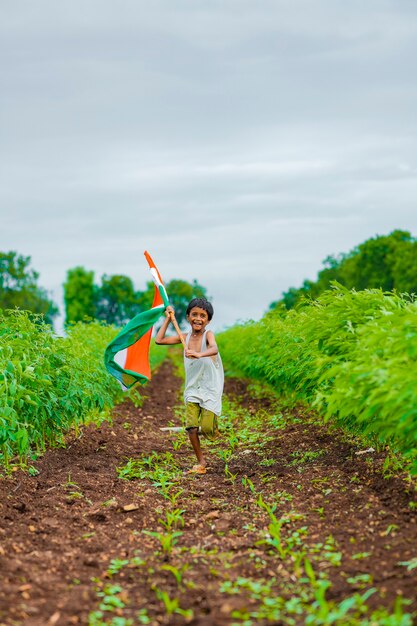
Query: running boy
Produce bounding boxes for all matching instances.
[155,298,224,474]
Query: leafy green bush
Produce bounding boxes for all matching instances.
[0,310,166,466]
[218,286,417,470]
[149,341,168,372]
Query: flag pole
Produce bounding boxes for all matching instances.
[143,250,187,350]
[168,310,187,349]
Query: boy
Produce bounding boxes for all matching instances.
[155,298,224,474]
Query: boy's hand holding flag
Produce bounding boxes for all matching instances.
[104,251,181,389]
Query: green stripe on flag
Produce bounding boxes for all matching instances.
[104,305,165,388]
[159,285,170,308]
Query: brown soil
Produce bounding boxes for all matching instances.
[0,360,416,626]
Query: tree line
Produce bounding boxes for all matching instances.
[0,252,58,325]
[271,229,417,310]
[2,229,417,328]
[0,252,207,329]
[63,267,207,328]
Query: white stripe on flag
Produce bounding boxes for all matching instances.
[114,348,128,369]
[150,268,163,287]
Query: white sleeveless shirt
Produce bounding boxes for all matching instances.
[183,330,224,416]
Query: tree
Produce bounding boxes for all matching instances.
[136,281,155,313]
[95,274,140,326]
[63,267,96,324]
[63,265,209,329]
[338,230,413,291]
[391,244,417,294]
[0,251,58,325]
[271,230,417,310]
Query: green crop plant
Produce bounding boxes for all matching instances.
[399,557,417,571]
[88,582,133,626]
[0,311,167,469]
[0,311,143,468]
[269,412,286,428]
[106,559,129,578]
[224,465,238,483]
[311,535,342,567]
[153,588,193,619]
[384,523,399,536]
[225,474,413,625]
[346,574,373,589]
[63,474,93,504]
[142,529,183,556]
[222,565,413,625]
[227,431,240,451]
[290,450,325,465]
[255,495,304,560]
[217,448,233,464]
[241,476,257,493]
[136,609,151,624]
[97,584,127,611]
[89,614,134,626]
[117,451,182,497]
[352,552,372,560]
[218,396,276,452]
[259,458,275,467]
[158,508,185,531]
[130,555,146,568]
[271,490,293,504]
[171,430,187,451]
[218,287,417,472]
[220,576,275,599]
[88,553,148,623]
[161,563,189,587]
[165,487,184,505]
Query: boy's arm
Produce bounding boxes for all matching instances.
[185,330,219,358]
[154,308,184,345]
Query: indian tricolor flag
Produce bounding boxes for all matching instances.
[104,251,169,389]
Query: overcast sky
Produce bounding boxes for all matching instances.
[1,1,417,332]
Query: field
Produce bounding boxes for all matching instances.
[1,358,416,626]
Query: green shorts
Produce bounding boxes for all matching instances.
[185,402,219,439]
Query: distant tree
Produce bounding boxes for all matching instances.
[62,265,209,329]
[63,266,96,324]
[95,274,140,326]
[272,230,417,310]
[391,244,417,294]
[136,281,155,313]
[0,251,58,325]
[335,231,407,291]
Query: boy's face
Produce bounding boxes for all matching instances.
[187,306,209,333]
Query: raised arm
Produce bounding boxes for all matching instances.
[155,306,185,345]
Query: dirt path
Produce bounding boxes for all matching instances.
[0,360,416,626]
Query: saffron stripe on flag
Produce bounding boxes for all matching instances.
[104,251,169,389]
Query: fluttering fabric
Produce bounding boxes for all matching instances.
[104,251,169,389]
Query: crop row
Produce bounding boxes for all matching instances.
[0,310,166,467]
[85,396,414,625]
[218,285,417,472]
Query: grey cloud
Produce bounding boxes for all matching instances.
[1,1,417,331]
